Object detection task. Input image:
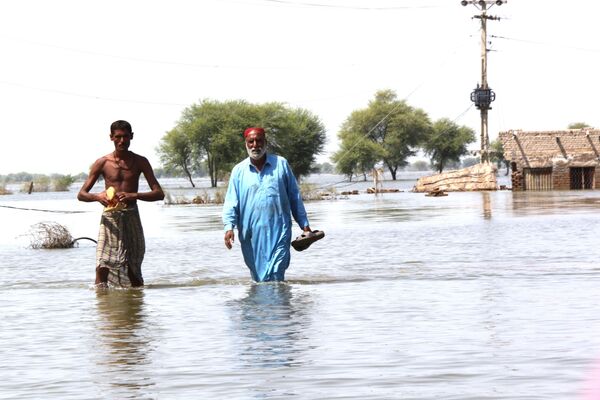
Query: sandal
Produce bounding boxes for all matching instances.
[291,230,325,252]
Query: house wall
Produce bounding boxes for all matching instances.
[500,129,600,191]
[552,163,570,190]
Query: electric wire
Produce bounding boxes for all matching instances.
[0,204,90,214]
[491,35,600,53]
[258,0,442,10]
[313,33,477,191]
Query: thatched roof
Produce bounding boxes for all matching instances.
[498,129,600,168]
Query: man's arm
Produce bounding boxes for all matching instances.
[77,159,109,205]
[138,157,164,202]
[222,168,240,249]
[284,160,310,231]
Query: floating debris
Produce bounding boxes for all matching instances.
[366,187,401,194]
[28,221,75,249]
[425,187,448,197]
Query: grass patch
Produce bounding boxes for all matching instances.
[163,188,227,205]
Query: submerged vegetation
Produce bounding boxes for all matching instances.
[163,188,228,205]
[1,173,81,193]
[28,222,74,249]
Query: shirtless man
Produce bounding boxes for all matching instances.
[78,120,164,287]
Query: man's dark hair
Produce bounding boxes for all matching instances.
[110,120,133,136]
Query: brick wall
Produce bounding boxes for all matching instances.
[552,163,570,190]
[511,171,523,191]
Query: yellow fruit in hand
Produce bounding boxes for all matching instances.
[106,186,116,201]
[104,186,126,211]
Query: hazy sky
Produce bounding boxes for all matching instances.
[1,0,598,175]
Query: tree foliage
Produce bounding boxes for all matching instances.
[333,90,431,180]
[332,132,385,181]
[157,127,196,187]
[258,102,327,179]
[159,99,326,187]
[423,118,475,173]
[568,122,591,129]
[490,138,509,175]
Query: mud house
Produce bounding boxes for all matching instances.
[499,129,600,190]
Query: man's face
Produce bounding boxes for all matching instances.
[111,129,132,151]
[245,131,266,160]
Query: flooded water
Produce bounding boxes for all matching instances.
[2,174,600,399]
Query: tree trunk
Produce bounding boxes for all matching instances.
[210,158,217,187]
[388,166,397,180]
[182,165,195,188]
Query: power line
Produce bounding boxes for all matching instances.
[491,34,600,53]
[0,80,188,107]
[258,0,442,10]
[0,204,89,214]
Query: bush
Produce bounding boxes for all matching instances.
[21,176,50,193]
[52,175,76,191]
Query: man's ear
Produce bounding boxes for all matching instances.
[130,132,134,140]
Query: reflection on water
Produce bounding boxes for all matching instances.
[482,192,492,219]
[228,283,311,369]
[5,184,600,399]
[93,289,155,399]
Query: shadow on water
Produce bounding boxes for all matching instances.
[93,289,155,399]
[227,283,312,370]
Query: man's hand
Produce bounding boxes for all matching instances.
[224,230,235,249]
[98,191,111,206]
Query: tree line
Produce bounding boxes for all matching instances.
[17,87,585,193]
[332,89,476,181]
[157,100,327,188]
[157,89,480,187]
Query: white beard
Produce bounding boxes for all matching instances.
[247,146,266,160]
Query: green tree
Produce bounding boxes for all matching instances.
[423,118,475,173]
[259,102,327,179]
[178,99,253,187]
[568,122,591,129]
[335,90,431,180]
[157,127,197,187]
[332,132,385,181]
[164,99,326,187]
[51,174,76,191]
[490,138,510,175]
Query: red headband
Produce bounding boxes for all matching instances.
[244,127,265,138]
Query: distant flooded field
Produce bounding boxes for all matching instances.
[2,173,600,399]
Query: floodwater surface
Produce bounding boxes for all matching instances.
[1,175,600,399]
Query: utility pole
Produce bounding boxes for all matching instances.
[461,0,506,164]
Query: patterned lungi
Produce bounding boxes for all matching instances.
[96,205,145,287]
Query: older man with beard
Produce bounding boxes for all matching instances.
[222,127,321,282]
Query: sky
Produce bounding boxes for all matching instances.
[1,0,599,175]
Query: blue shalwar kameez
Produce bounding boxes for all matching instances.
[222,154,310,282]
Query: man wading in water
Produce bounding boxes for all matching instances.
[78,120,164,288]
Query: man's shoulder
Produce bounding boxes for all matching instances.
[267,153,288,165]
[233,157,250,169]
[230,158,250,176]
[268,154,292,171]
[131,151,149,162]
[96,153,112,166]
